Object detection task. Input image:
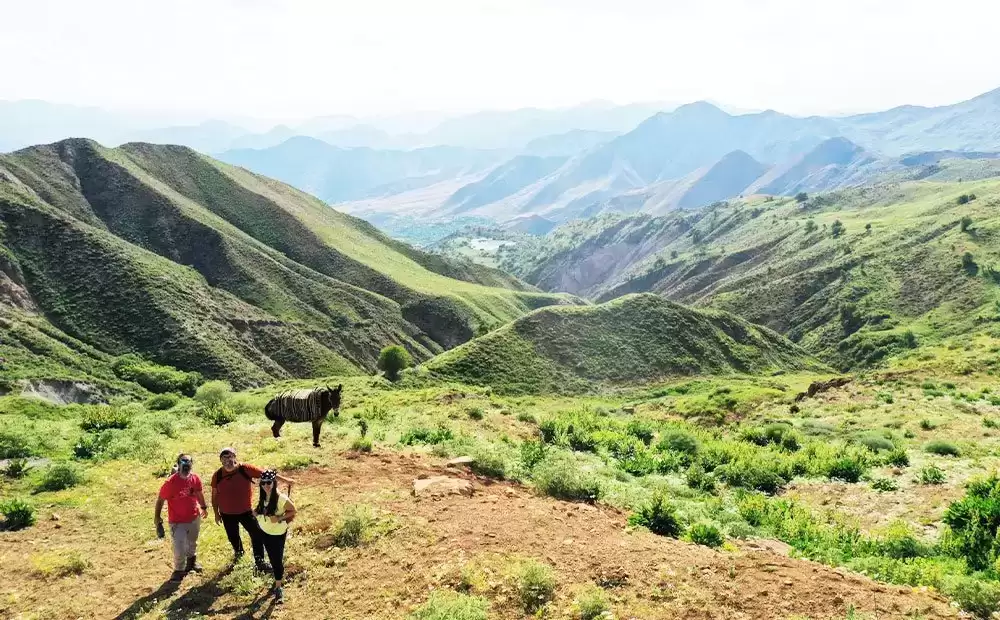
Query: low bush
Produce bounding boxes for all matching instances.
[628,493,682,537]
[331,505,376,548]
[657,430,700,462]
[351,437,373,453]
[532,454,601,502]
[199,404,237,426]
[884,448,910,467]
[194,380,233,408]
[400,424,454,446]
[80,406,132,431]
[945,575,1000,619]
[0,497,36,530]
[465,406,484,421]
[920,419,937,430]
[943,475,1000,570]
[146,393,181,411]
[517,560,555,613]
[519,439,547,471]
[925,440,961,457]
[686,464,717,493]
[573,585,610,620]
[35,462,83,492]
[73,431,114,459]
[857,434,895,453]
[871,478,899,492]
[716,459,787,494]
[469,444,508,479]
[516,412,537,424]
[918,465,946,485]
[826,455,866,482]
[409,591,489,620]
[0,428,36,459]
[112,354,201,395]
[687,522,725,548]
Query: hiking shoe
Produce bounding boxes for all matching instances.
[275,587,284,604]
[184,556,203,573]
[255,561,272,574]
[169,570,186,583]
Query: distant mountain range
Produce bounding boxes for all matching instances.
[6,87,1000,243]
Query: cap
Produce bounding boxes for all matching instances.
[219,447,236,457]
[260,469,278,483]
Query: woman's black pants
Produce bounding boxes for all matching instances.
[261,531,286,581]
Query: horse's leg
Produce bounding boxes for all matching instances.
[271,417,285,438]
[312,418,323,448]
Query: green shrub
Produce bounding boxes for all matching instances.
[884,448,910,467]
[686,464,717,493]
[875,522,926,559]
[3,458,30,479]
[0,428,36,459]
[73,431,114,459]
[331,505,376,548]
[469,445,507,479]
[532,454,601,502]
[35,462,83,492]
[657,430,700,461]
[194,380,232,408]
[146,393,181,411]
[919,419,936,430]
[520,439,547,471]
[80,406,132,431]
[943,475,1000,570]
[831,219,845,238]
[465,406,484,421]
[200,403,237,426]
[918,465,946,485]
[826,455,866,483]
[0,497,36,530]
[625,419,655,445]
[409,591,489,620]
[573,585,610,620]
[925,440,961,457]
[517,560,555,613]
[871,478,899,492]
[740,423,799,451]
[716,459,787,494]
[516,412,537,424]
[984,418,1000,429]
[627,493,681,537]
[112,354,201,395]
[876,391,894,404]
[945,575,1000,619]
[857,434,895,453]
[351,437,373,453]
[378,345,412,382]
[400,425,454,446]
[687,522,725,548]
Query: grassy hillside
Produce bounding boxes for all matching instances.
[0,139,573,389]
[504,177,1000,370]
[425,293,823,393]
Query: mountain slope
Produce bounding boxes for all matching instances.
[444,155,569,214]
[746,137,893,196]
[504,177,1000,369]
[0,139,573,388]
[426,293,823,393]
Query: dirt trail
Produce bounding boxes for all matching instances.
[1,452,957,619]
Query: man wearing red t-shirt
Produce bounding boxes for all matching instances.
[155,453,208,582]
[211,447,293,572]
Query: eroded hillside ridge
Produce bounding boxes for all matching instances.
[0,139,573,388]
[502,179,1000,369]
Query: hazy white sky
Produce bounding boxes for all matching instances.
[4,0,1000,120]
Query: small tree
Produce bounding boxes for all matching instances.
[961,216,973,233]
[831,220,845,238]
[963,252,978,273]
[957,194,971,205]
[378,345,412,382]
[804,220,818,234]
[865,223,872,233]
[795,192,809,203]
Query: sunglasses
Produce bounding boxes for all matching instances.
[261,480,274,485]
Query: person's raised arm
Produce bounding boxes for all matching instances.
[276,473,295,493]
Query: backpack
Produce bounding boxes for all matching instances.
[213,464,254,487]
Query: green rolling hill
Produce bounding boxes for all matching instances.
[425,293,824,393]
[0,139,576,391]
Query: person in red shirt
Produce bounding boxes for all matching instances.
[211,447,294,572]
[154,453,208,582]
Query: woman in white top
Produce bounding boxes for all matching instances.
[254,469,296,603]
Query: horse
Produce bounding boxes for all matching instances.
[264,384,342,447]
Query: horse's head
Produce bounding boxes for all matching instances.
[323,384,343,417]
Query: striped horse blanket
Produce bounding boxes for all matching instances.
[267,389,327,423]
